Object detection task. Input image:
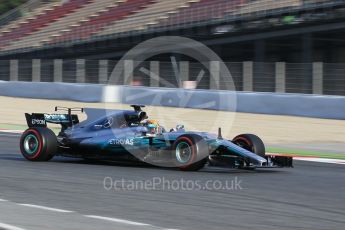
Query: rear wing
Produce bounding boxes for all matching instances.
[25,107,84,131]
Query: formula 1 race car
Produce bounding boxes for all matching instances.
[20,105,293,171]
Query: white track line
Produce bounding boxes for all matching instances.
[0,133,21,137]
[2,199,177,229]
[0,130,23,134]
[294,157,345,165]
[267,153,345,165]
[85,215,151,226]
[18,204,74,213]
[0,223,27,230]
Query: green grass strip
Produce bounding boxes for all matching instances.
[267,147,345,160]
[0,123,27,130]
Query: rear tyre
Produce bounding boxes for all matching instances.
[232,134,265,157]
[20,128,57,161]
[173,134,208,171]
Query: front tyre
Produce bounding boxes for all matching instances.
[20,128,57,161]
[232,134,266,157]
[173,134,208,171]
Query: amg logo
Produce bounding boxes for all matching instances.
[109,138,134,146]
[32,119,45,125]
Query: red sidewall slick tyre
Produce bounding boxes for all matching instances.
[173,134,208,171]
[232,134,266,158]
[20,128,57,161]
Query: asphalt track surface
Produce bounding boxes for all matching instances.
[0,132,344,230]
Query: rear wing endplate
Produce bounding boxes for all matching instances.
[25,113,47,128]
[25,107,84,130]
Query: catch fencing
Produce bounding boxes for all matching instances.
[0,60,344,96]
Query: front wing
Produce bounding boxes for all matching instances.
[208,139,293,169]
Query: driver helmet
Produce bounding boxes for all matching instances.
[144,119,159,134]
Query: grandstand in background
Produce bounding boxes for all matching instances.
[0,0,344,61]
[0,0,344,96]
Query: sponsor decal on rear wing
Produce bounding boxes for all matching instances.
[25,113,47,128]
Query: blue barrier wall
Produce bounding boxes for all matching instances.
[1,81,344,119]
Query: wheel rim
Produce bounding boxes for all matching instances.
[176,142,192,164]
[23,134,39,155]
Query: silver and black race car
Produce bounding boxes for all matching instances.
[20,105,293,171]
